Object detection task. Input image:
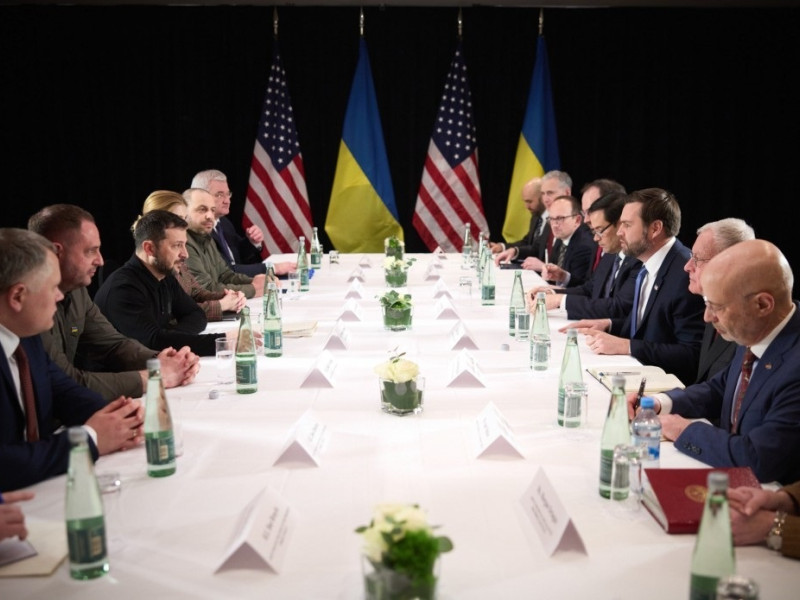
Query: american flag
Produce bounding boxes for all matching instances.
[244,41,313,255]
[413,42,488,252]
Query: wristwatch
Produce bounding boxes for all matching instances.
[766,510,788,551]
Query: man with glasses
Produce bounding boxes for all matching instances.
[536,195,596,287]
[563,188,705,384]
[529,192,641,319]
[191,169,295,277]
[579,178,626,271]
[628,240,800,484]
[685,218,755,383]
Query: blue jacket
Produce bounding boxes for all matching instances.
[561,253,642,320]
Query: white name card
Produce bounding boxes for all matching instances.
[445,349,486,387]
[433,296,460,320]
[344,279,366,299]
[520,468,587,557]
[323,320,351,350]
[274,410,328,467]
[474,402,524,459]
[358,255,373,268]
[216,487,295,573]
[337,299,363,322]
[448,321,479,350]
[424,264,442,280]
[348,267,366,282]
[300,350,337,388]
[432,279,451,297]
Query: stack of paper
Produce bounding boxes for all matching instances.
[283,321,318,338]
[585,365,684,393]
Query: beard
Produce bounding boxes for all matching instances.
[623,233,650,259]
[151,254,175,277]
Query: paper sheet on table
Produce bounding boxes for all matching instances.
[283,321,318,338]
[0,519,67,577]
[586,365,684,393]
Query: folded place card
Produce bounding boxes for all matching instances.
[216,487,295,573]
[274,410,329,467]
[445,349,486,387]
[520,468,587,557]
[424,264,442,280]
[358,255,372,268]
[344,280,366,299]
[433,297,460,320]
[300,350,337,388]
[337,299,363,322]
[475,402,524,459]
[323,320,351,350]
[432,280,451,297]
[348,267,366,282]
[448,321,479,350]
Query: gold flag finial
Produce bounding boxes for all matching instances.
[273,7,279,38]
[458,7,463,39]
[360,7,365,37]
[538,7,544,36]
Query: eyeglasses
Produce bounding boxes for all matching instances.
[546,214,578,225]
[213,191,233,200]
[590,223,613,238]
[688,252,712,268]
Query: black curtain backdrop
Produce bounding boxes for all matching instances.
[2,5,798,289]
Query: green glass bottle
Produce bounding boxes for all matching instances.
[310,226,323,269]
[461,222,473,269]
[530,291,550,371]
[480,255,496,306]
[263,282,282,358]
[509,270,527,337]
[297,235,310,292]
[144,358,176,478]
[235,306,258,393]
[557,328,583,425]
[690,472,736,600]
[65,427,109,580]
[599,375,630,498]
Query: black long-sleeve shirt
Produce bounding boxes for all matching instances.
[95,254,218,356]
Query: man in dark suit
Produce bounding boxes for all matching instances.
[191,169,295,277]
[0,229,143,491]
[538,195,597,288]
[684,218,755,383]
[532,192,641,319]
[634,240,800,484]
[488,177,544,255]
[565,188,705,384]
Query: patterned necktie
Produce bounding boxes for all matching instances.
[731,348,756,433]
[214,222,236,264]
[603,255,622,298]
[554,241,566,267]
[630,267,648,336]
[13,344,39,442]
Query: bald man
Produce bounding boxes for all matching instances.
[488,177,543,255]
[631,240,800,483]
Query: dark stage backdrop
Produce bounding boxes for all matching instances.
[2,5,798,288]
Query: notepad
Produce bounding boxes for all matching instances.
[586,365,684,393]
[282,321,318,338]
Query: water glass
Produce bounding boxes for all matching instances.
[609,443,649,512]
[168,392,184,457]
[515,310,531,342]
[96,471,122,552]
[458,276,472,299]
[329,250,340,266]
[563,382,588,428]
[287,271,300,300]
[215,337,235,384]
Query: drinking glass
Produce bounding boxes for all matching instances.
[287,271,300,300]
[329,250,340,266]
[96,471,123,553]
[215,337,235,384]
[563,382,588,428]
[609,443,649,514]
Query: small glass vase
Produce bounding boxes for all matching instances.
[362,555,438,600]
[378,377,424,415]
[384,237,405,260]
[385,269,408,288]
[382,306,412,331]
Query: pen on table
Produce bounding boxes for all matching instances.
[633,376,647,412]
[544,248,549,267]
[597,371,640,377]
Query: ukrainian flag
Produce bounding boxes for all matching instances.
[326,38,403,253]
[502,34,560,243]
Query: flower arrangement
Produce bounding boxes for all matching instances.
[374,349,423,415]
[384,236,405,260]
[377,291,413,331]
[356,503,453,600]
[383,257,416,288]
[374,349,419,383]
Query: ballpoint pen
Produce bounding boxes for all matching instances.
[633,376,647,412]
[597,371,639,377]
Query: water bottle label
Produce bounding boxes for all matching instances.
[481,285,495,302]
[236,360,258,384]
[67,516,107,564]
[264,330,282,350]
[145,432,175,465]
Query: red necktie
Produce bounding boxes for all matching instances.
[731,348,756,433]
[13,344,39,442]
[546,230,554,255]
[592,246,603,271]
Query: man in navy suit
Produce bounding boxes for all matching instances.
[564,188,705,384]
[532,191,641,319]
[0,229,143,491]
[488,177,543,256]
[538,195,597,288]
[633,240,800,484]
[191,169,295,277]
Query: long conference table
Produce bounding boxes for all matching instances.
[6,252,799,599]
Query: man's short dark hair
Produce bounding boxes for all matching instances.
[133,210,188,249]
[0,228,55,291]
[552,194,582,217]
[588,191,627,225]
[581,178,626,197]
[28,204,95,241]
[626,188,681,237]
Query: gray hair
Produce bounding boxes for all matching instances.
[190,169,227,191]
[0,228,55,291]
[542,170,572,190]
[697,218,756,253]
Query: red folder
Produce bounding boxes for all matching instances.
[642,467,760,534]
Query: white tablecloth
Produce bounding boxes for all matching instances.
[5,253,797,599]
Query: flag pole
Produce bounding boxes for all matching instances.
[359,7,365,37]
[273,6,279,39]
[457,7,463,40]
[539,7,544,36]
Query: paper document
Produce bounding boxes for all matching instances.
[586,365,684,393]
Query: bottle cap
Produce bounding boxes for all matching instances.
[68,426,88,444]
[707,471,729,489]
[537,291,546,299]
[146,358,161,371]
[611,374,626,390]
[566,328,577,339]
[640,396,655,409]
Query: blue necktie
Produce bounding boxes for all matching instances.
[215,222,236,264]
[630,267,647,336]
[603,255,622,298]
